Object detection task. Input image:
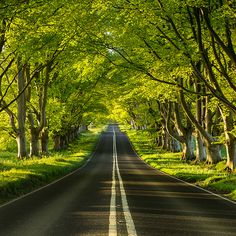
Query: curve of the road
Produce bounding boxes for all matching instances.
[0,124,235,236]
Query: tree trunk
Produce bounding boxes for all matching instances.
[39,62,52,155]
[225,134,236,170]
[17,57,28,159]
[0,19,6,53]
[16,132,27,159]
[41,128,49,155]
[53,134,62,151]
[195,132,206,162]
[195,76,206,162]
[29,127,40,157]
[220,108,236,170]
[170,137,181,153]
[182,131,195,161]
[156,136,162,147]
[206,143,222,164]
[25,64,40,157]
[204,99,222,164]
[162,131,168,150]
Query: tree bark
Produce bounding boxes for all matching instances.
[53,133,62,151]
[195,132,206,162]
[16,57,27,159]
[219,107,236,170]
[161,130,168,150]
[41,127,49,155]
[16,133,27,159]
[39,61,52,155]
[205,142,222,164]
[0,19,6,53]
[204,97,222,164]
[26,64,40,157]
[225,135,236,170]
[29,127,40,157]
[195,75,207,162]
[182,129,195,161]
[170,136,181,153]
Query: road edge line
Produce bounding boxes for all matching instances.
[108,128,117,236]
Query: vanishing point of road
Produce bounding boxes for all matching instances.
[0,124,236,236]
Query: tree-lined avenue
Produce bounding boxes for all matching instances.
[0,124,235,235]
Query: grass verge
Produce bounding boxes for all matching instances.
[0,128,102,205]
[123,127,236,202]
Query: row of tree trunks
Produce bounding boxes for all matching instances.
[2,54,88,159]
[24,61,52,157]
[159,131,181,153]
[53,126,86,151]
[179,86,222,164]
[3,58,54,158]
[130,88,235,170]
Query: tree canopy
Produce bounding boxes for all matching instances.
[0,0,236,170]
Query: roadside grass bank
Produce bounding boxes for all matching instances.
[123,127,236,202]
[0,127,102,205]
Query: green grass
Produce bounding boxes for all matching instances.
[0,127,102,204]
[123,126,236,201]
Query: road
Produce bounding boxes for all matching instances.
[0,124,236,236]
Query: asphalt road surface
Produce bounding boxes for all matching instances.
[0,124,236,236]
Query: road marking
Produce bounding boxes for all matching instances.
[109,128,137,236]
[109,133,117,236]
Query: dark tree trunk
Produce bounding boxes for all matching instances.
[53,134,62,151]
[156,136,162,147]
[29,127,40,157]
